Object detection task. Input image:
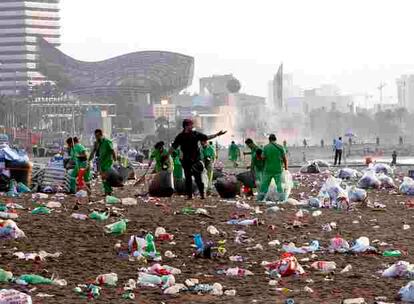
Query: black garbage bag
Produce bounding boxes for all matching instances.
[174,177,197,195]
[149,171,174,197]
[127,165,136,180]
[215,176,240,199]
[236,171,256,188]
[0,173,10,192]
[213,169,224,181]
[106,166,125,187]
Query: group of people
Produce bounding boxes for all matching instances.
[64,119,289,203]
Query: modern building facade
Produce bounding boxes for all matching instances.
[396,75,414,112]
[0,0,60,95]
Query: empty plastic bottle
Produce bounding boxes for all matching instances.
[194,234,204,251]
[95,273,118,286]
[311,261,336,273]
[105,220,127,235]
[17,274,54,285]
[383,250,402,257]
[31,207,51,215]
[89,211,109,221]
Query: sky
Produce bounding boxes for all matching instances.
[60,0,414,102]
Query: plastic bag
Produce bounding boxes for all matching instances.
[382,261,414,278]
[300,162,321,174]
[337,168,359,179]
[17,274,53,285]
[89,211,109,221]
[17,182,31,193]
[0,269,13,283]
[373,163,393,175]
[0,289,32,304]
[236,171,255,188]
[106,166,124,188]
[328,236,350,253]
[377,173,396,188]
[105,220,127,235]
[399,281,414,302]
[149,171,174,198]
[350,236,376,253]
[264,253,305,277]
[106,195,120,204]
[347,186,367,202]
[357,170,381,189]
[0,220,25,240]
[400,177,414,195]
[264,180,280,202]
[319,176,348,208]
[282,240,319,254]
[281,170,293,201]
[215,176,240,199]
[308,197,322,208]
[31,207,51,215]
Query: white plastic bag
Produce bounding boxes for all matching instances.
[347,186,367,202]
[329,236,350,253]
[373,163,393,175]
[377,173,396,188]
[400,177,414,195]
[382,261,414,278]
[357,170,381,189]
[281,170,293,200]
[350,237,375,253]
[0,289,32,304]
[399,281,414,302]
[319,176,348,208]
[337,168,359,179]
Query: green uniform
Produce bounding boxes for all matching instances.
[258,142,286,201]
[97,138,114,195]
[229,143,240,167]
[251,153,265,186]
[150,148,170,173]
[172,150,183,180]
[69,143,91,193]
[202,145,216,191]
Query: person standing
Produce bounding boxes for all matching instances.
[258,134,288,202]
[334,136,343,166]
[391,150,398,166]
[89,129,116,196]
[171,119,226,200]
[171,149,183,182]
[201,139,216,194]
[252,148,265,188]
[321,139,324,148]
[69,137,91,193]
[229,141,240,167]
[244,138,258,168]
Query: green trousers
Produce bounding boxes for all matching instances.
[70,161,91,193]
[205,163,213,191]
[100,160,113,195]
[257,172,283,201]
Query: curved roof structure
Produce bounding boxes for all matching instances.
[36,37,194,97]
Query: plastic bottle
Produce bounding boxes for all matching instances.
[145,233,157,255]
[194,234,204,251]
[0,268,13,283]
[181,207,196,215]
[17,274,54,285]
[71,213,87,220]
[105,220,127,235]
[383,250,402,257]
[89,211,109,221]
[0,211,18,219]
[31,207,51,215]
[311,261,336,273]
[138,273,175,288]
[105,195,120,204]
[95,273,118,286]
[226,219,258,226]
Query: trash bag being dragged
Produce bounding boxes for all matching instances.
[149,171,174,198]
[236,171,256,188]
[106,165,125,188]
[215,176,240,199]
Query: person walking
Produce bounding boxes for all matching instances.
[258,134,288,202]
[89,129,116,196]
[228,141,240,167]
[334,136,343,166]
[69,137,91,193]
[171,119,226,200]
[201,139,216,194]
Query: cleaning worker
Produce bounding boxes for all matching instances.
[201,139,216,194]
[69,137,91,193]
[252,148,265,188]
[171,149,183,181]
[149,141,171,173]
[228,141,241,167]
[257,134,288,202]
[89,129,116,196]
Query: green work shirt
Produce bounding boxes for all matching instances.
[202,145,216,161]
[229,144,240,161]
[98,137,114,172]
[252,155,265,172]
[72,143,87,165]
[248,144,259,167]
[263,142,286,174]
[150,148,169,172]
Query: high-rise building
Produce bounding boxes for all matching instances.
[396,75,414,112]
[0,0,60,95]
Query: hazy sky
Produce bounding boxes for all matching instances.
[61,0,414,102]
